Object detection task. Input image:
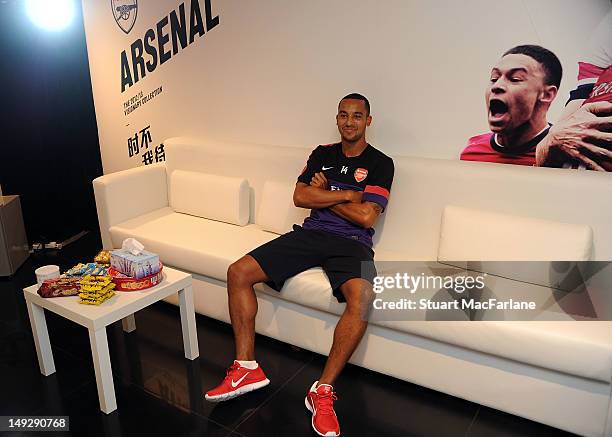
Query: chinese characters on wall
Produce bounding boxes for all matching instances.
[127,125,165,165]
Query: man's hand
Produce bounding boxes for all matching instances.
[302,172,377,226]
[294,182,357,209]
[536,101,612,170]
[330,201,382,229]
[347,190,363,203]
[310,172,328,190]
[309,172,362,203]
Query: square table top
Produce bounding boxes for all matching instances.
[23,265,192,330]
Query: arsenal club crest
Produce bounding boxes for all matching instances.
[112,0,138,34]
[354,168,368,182]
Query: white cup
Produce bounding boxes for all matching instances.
[35,265,60,286]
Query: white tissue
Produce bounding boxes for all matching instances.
[122,238,145,256]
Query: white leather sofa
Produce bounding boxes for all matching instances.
[93,138,612,436]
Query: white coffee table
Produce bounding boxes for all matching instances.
[23,266,199,414]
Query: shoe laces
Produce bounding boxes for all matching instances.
[224,362,241,380]
[316,390,338,415]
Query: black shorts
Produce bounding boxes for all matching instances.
[248,225,376,303]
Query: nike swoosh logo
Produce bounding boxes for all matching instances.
[322,166,334,170]
[231,372,250,388]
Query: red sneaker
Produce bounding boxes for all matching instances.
[305,381,340,437]
[205,361,270,402]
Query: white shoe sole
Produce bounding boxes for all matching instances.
[205,378,270,402]
[304,396,340,437]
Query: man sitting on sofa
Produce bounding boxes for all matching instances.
[205,93,394,437]
[460,45,562,166]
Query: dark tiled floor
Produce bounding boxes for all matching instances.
[0,231,575,436]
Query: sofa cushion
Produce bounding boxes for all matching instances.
[438,205,593,261]
[389,320,612,384]
[269,269,612,382]
[263,264,612,383]
[109,207,276,280]
[109,208,612,383]
[170,170,250,226]
[256,180,309,234]
[109,207,406,284]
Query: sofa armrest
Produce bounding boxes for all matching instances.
[93,163,168,249]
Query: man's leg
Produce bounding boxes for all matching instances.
[207,229,321,402]
[226,255,269,360]
[305,278,373,437]
[318,278,374,385]
[205,255,271,401]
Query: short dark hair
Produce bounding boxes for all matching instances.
[503,45,562,88]
[340,93,370,115]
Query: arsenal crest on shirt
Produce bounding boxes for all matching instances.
[354,168,368,182]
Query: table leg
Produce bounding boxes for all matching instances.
[178,285,199,360]
[26,300,56,376]
[121,314,136,333]
[89,327,117,414]
[186,358,203,414]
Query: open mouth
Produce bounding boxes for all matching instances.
[489,99,509,119]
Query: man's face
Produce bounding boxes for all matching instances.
[486,54,549,134]
[336,99,371,143]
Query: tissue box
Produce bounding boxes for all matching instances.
[110,249,160,279]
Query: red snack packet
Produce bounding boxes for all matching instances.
[37,278,81,298]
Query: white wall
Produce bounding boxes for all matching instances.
[82,0,612,174]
